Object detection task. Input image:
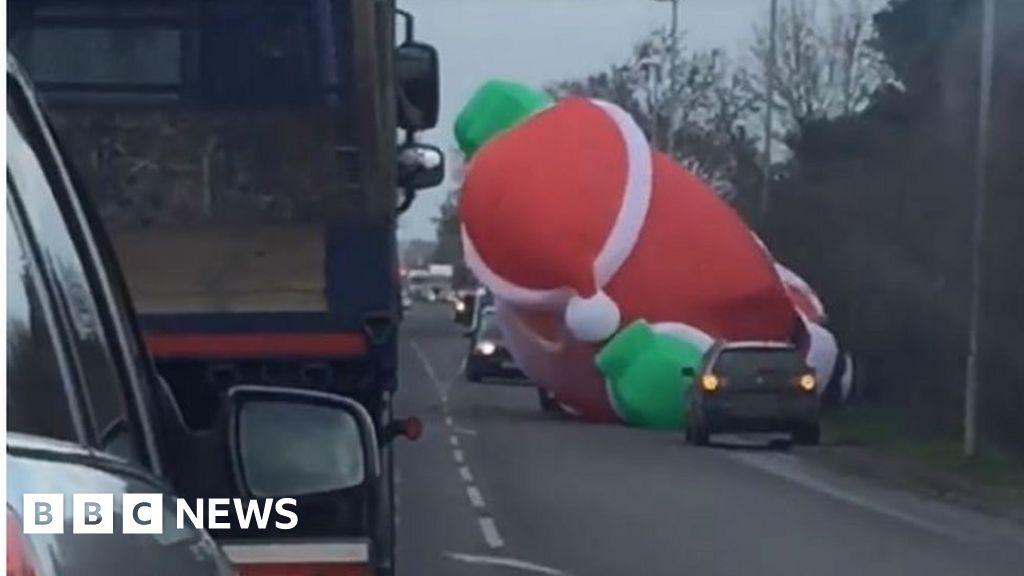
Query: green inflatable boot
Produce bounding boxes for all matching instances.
[596,321,704,429]
[454,79,553,159]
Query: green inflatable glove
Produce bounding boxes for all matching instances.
[454,79,553,159]
[596,320,704,429]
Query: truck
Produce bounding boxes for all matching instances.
[9,1,443,574]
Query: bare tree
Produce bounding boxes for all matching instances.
[549,31,762,203]
[743,0,892,134]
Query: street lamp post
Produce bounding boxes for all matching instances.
[653,0,679,156]
[760,0,778,221]
[653,0,680,41]
[964,0,997,457]
[640,58,661,149]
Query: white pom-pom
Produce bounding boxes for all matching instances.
[565,291,621,343]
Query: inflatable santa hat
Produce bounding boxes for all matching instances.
[457,82,655,343]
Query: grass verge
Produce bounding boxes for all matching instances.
[813,404,1024,522]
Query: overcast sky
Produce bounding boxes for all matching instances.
[396,0,842,240]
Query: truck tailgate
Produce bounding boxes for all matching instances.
[112,226,326,314]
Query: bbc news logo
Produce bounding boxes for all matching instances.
[22,494,298,534]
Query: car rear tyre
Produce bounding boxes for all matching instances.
[466,368,482,383]
[793,423,821,446]
[538,388,560,413]
[687,418,710,446]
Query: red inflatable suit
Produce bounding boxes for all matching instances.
[459,93,801,421]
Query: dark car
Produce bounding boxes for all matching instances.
[685,341,821,446]
[452,288,478,325]
[7,55,381,575]
[6,56,235,576]
[465,308,528,384]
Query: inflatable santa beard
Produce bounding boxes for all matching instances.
[460,96,800,421]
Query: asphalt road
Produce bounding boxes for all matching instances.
[395,304,1024,576]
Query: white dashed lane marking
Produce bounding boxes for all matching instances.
[478,517,505,549]
[410,337,513,553]
[466,485,486,509]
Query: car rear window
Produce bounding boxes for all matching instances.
[713,348,804,378]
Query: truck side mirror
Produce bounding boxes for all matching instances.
[397,142,444,190]
[226,386,380,498]
[395,41,440,131]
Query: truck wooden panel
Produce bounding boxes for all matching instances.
[48,107,352,315]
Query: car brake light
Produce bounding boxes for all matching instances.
[797,373,816,392]
[701,374,720,392]
[7,509,38,576]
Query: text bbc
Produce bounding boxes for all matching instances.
[22,494,298,534]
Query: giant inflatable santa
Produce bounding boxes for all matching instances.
[455,80,846,427]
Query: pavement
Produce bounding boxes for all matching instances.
[395,304,1024,576]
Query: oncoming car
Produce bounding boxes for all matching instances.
[685,342,821,446]
[466,308,528,384]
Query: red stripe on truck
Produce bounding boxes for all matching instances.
[145,333,367,359]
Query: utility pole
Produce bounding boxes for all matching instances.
[653,0,680,156]
[640,58,661,149]
[670,0,679,40]
[964,0,996,457]
[653,0,680,53]
[760,0,778,221]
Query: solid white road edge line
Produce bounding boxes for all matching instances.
[726,451,959,538]
[443,552,568,576]
[477,517,505,549]
[466,485,486,508]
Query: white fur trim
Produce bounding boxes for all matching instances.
[804,320,838,395]
[461,99,652,314]
[565,291,621,342]
[461,226,572,309]
[650,322,715,352]
[589,100,653,288]
[776,263,826,320]
[840,353,854,401]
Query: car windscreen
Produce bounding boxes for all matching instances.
[713,348,804,378]
[479,313,502,340]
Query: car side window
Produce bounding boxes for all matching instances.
[7,96,144,465]
[6,192,80,442]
